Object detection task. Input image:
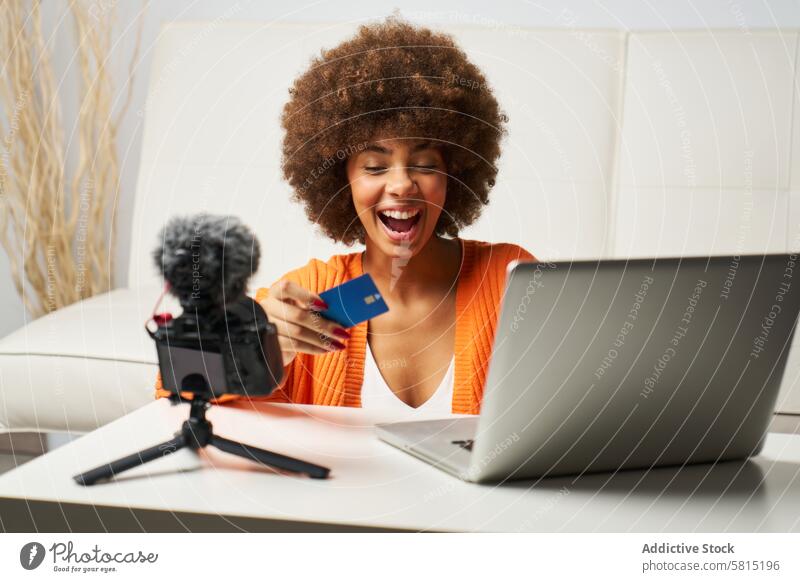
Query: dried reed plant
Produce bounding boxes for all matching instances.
[0,0,143,317]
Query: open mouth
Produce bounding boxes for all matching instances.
[377,207,422,240]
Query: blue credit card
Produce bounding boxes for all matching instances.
[318,273,389,328]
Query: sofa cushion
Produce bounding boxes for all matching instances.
[0,286,169,432]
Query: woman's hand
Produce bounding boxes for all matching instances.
[259,279,350,368]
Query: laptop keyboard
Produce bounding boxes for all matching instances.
[451,439,474,451]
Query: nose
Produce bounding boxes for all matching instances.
[385,165,418,197]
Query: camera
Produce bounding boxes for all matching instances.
[73,214,328,485]
[147,214,284,399]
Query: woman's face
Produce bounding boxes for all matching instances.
[345,138,447,258]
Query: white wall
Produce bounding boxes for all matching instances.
[2,0,799,338]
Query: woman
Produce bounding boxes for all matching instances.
[156,16,536,414]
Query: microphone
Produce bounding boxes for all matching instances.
[153,213,261,311]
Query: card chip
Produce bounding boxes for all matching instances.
[364,295,374,305]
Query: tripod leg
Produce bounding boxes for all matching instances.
[73,434,187,486]
[210,435,330,479]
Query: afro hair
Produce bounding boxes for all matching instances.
[280,14,508,245]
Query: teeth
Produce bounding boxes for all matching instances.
[379,208,420,220]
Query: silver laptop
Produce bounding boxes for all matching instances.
[375,254,800,483]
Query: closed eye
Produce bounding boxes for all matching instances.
[364,165,438,174]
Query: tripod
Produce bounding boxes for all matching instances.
[73,394,330,485]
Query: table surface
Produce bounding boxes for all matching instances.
[1,399,799,532]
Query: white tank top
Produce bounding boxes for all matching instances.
[361,340,455,415]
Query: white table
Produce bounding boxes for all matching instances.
[1,399,799,532]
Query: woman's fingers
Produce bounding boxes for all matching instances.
[271,279,327,311]
[258,279,351,362]
[278,335,340,367]
[275,316,346,353]
[263,293,350,345]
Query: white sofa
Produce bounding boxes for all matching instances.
[2,22,799,433]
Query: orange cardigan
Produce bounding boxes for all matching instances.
[155,238,535,414]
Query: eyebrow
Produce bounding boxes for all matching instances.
[363,141,436,154]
